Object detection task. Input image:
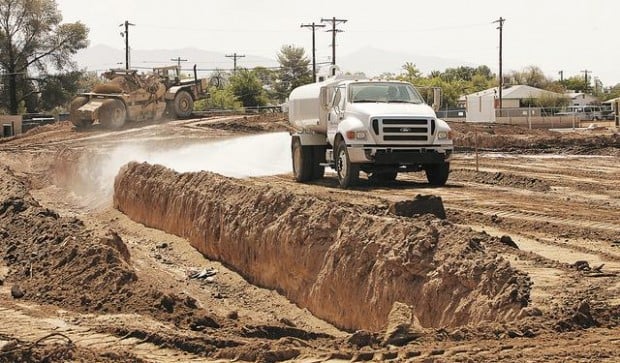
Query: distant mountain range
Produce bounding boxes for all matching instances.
[338,46,477,77]
[74,44,477,77]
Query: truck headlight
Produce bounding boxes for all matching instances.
[346,130,368,140]
[437,130,453,140]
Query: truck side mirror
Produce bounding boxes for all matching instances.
[320,87,330,110]
[333,90,342,110]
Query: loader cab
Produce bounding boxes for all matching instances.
[153,65,181,87]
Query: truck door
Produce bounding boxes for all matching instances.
[327,86,346,141]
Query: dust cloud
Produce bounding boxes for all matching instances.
[72,132,293,204]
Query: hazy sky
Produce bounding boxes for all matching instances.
[55,0,619,85]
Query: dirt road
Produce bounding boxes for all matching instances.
[0,116,618,362]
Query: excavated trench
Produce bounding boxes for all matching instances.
[113,162,531,332]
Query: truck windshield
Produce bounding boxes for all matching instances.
[349,83,425,104]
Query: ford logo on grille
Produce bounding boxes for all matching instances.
[400,127,411,132]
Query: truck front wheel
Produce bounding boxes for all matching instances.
[425,162,450,186]
[336,142,359,188]
[292,138,313,182]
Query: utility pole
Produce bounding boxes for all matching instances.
[558,70,564,82]
[321,17,347,72]
[119,20,135,70]
[225,53,246,74]
[582,69,590,92]
[171,57,188,70]
[493,17,505,112]
[301,22,326,82]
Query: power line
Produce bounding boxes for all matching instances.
[301,22,326,82]
[321,17,347,71]
[582,69,590,92]
[119,20,135,70]
[493,17,505,111]
[171,57,188,69]
[225,53,246,74]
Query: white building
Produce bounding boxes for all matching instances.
[465,85,564,122]
[566,92,599,107]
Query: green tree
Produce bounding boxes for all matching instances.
[0,0,89,114]
[252,66,277,101]
[229,68,267,107]
[603,83,620,101]
[507,66,550,89]
[208,68,229,90]
[39,70,84,111]
[562,75,589,93]
[398,62,423,83]
[273,45,311,102]
[198,86,240,111]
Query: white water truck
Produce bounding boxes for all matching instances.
[288,70,454,188]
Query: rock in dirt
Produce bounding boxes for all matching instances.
[388,195,446,219]
[348,330,376,348]
[382,302,423,346]
[10,285,25,299]
[499,235,519,249]
[572,260,591,271]
[100,230,131,263]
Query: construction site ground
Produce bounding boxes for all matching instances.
[0,114,619,362]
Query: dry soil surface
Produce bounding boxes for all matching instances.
[0,114,618,362]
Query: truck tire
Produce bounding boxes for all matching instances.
[292,138,313,182]
[336,142,359,188]
[425,162,450,186]
[311,146,326,180]
[69,97,92,127]
[173,90,193,119]
[99,99,127,129]
[369,170,398,183]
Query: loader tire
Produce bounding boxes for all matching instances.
[69,97,92,128]
[173,90,193,119]
[99,99,127,129]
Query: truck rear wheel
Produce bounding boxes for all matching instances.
[292,138,313,182]
[311,146,326,179]
[336,142,359,188]
[173,90,193,119]
[425,162,450,186]
[69,97,92,128]
[99,99,127,129]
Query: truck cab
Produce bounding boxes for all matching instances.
[289,75,453,188]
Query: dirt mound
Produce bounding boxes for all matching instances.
[114,162,531,332]
[451,122,620,155]
[0,165,209,329]
[93,76,128,94]
[451,169,552,192]
[198,114,292,134]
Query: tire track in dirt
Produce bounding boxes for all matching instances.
[449,204,620,234]
[0,304,217,362]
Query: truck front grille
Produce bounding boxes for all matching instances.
[373,118,435,143]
